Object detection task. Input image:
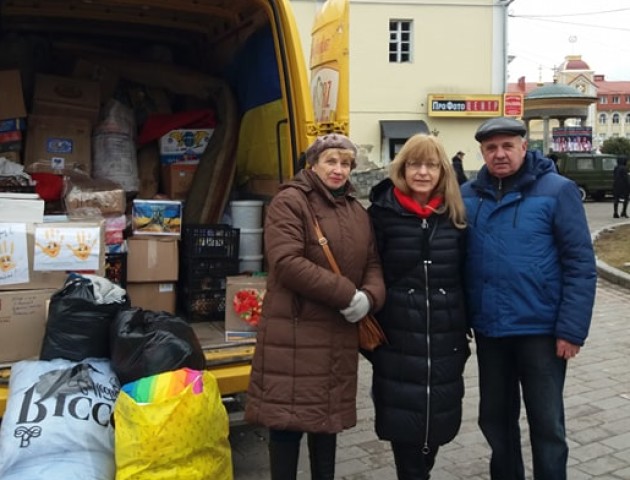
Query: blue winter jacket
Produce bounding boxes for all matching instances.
[460,150,597,346]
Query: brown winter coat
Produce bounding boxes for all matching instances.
[245,169,385,434]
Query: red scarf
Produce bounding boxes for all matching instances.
[393,187,443,219]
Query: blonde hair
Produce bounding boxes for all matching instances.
[388,134,467,229]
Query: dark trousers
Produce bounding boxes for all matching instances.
[613,193,629,216]
[475,334,568,480]
[268,429,336,480]
[391,442,438,480]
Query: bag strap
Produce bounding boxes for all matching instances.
[302,194,342,275]
[312,217,342,275]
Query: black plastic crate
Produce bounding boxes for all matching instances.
[181,224,239,259]
[179,257,239,288]
[179,287,226,321]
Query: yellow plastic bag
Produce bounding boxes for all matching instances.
[114,370,233,480]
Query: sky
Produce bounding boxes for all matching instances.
[507,0,630,83]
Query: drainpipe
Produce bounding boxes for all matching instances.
[499,0,516,93]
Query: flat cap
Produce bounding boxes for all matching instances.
[475,117,527,142]
[305,133,357,166]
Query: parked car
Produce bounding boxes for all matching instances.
[556,153,624,201]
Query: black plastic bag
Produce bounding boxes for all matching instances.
[40,275,129,361]
[110,308,206,385]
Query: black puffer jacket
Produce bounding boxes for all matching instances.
[367,178,470,449]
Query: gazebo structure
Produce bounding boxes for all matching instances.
[523,82,597,153]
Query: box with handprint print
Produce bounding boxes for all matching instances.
[33,220,105,273]
[0,223,66,290]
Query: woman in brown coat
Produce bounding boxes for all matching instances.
[245,134,386,480]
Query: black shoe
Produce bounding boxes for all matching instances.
[614,213,620,218]
[622,213,629,218]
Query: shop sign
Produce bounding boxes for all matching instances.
[503,93,523,117]
[428,94,502,117]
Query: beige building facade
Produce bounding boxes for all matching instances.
[291,0,510,172]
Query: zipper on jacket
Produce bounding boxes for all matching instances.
[513,200,521,227]
[422,259,432,455]
[473,197,483,227]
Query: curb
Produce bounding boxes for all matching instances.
[592,222,630,289]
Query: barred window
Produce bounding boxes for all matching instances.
[389,20,412,63]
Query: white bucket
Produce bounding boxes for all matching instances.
[239,254,264,273]
[230,200,264,229]
[239,227,263,257]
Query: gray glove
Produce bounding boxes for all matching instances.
[340,290,370,323]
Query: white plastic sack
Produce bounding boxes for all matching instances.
[0,358,119,480]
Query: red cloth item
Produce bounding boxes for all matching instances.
[393,187,443,219]
[31,172,64,201]
[137,109,217,146]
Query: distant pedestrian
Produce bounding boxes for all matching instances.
[461,117,597,480]
[451,151,468,185]
[612,156,629,218]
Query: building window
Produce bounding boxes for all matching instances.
[613,113,620,124]
[612,96,620,104]
[626,113,630,124]
[599,96,607,104]
[626,96,630,103]
[389,20,412,63]
[599,113,607,125]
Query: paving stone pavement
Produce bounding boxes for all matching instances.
[229,202,630,479]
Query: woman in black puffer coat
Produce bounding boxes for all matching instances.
[367,134,470,480]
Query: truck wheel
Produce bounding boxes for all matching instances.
[578,186,587,202]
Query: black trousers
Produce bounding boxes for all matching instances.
[268,429,336,480]
[391,442,439,480]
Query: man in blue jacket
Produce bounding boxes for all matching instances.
[461,117,597,480]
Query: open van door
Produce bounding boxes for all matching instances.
[310,0,350,136]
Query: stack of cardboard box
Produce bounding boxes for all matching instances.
[25,74,99,175]
[124,199,182,314]
[0,200,105,363]
[0,70,27,166]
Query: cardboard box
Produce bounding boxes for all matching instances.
[32,74,101,124]
[0,70,27,121]
[127,236,179,282]
[0,193,45,223]
[0,118,26,133]
[0,223,77,291]
[159,128,213,164]
[132,199,182,236]
[0,289,57,362]
[32,219,106,275]
[24,115,92,174]
[245,176,282,198]
[225,275,267,343]
[161,162,198,200]
[0,129,22,153]
[126,282,176,314]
